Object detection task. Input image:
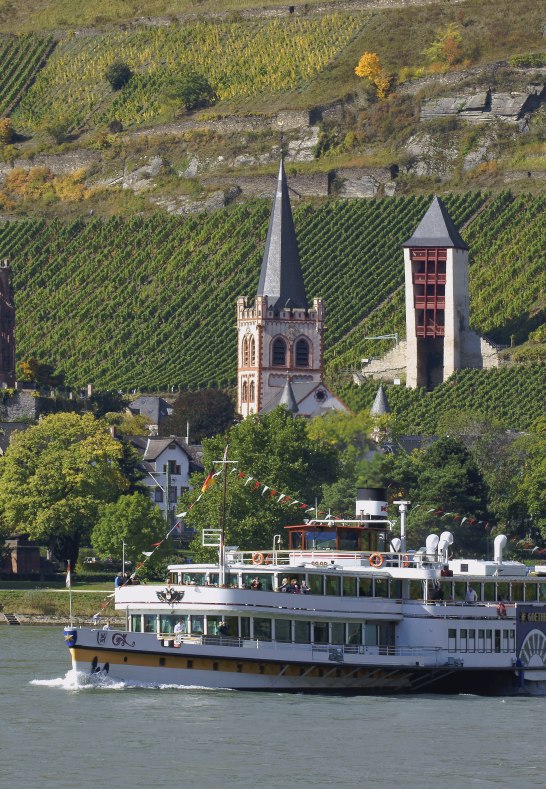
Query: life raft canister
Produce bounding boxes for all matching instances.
[252,552,265,565]
[369,552,384,568]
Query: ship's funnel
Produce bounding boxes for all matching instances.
[494,534,507,564]
[425,533,439,559]
[356,488,388,520]
[438,531,454,563]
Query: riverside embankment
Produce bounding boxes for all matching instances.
[0,588,124,625]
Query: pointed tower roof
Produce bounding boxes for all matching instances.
[279,376,299,414]
[370,384,391,417]
[256,157,308,311]
[402,196,468,250]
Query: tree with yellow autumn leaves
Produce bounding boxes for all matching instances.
[354,52,392,99]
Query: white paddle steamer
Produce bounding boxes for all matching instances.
[64,489,546,694]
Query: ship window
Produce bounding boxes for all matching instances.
[477,629,485,652]
[207,616,224,636]
[497,582,509,601]
[454,582,466,602]
[240,617,251,639]
[290,531,303,549]
[237,663,243,673]
[331,622,344,644]
[213,662,219,671]
[159,657,166,667]
[359,577,373,597]
[468,629,476,652]
[338,529,360,551]
[511,582,524,602]
[409,580,422,600]
[259,665,265,675]
[485,630,493,653]
[524,583,537,602]
[190,615,204,635]
[254,618,272,641]
[364,623,378,646]
[539,584,546,603]
[272,338,287,366]
[502,631,510,653]
[494,630,501,654]
[308,574,323,595]
[509,630,515,652]
[325,576,341,596]
[313,622,329,644]
[130,615,142,632]
[144,615,157,633]
[347,623,362,645]
[305,530,336,550]
[294,621,310,644]
[187,660,193,669]
[390,580,403,599]
[160,615,177,634]
[242,573,273,591]
[440,581,453,601]
[483,583,496,602]
[460,629,468,652]
[374,578,389,598]
[275,619,292,642]
[343,576,357,597]
[182,573,206,586]
[448,628,457,652]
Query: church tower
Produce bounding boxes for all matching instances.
[0,259,15,387]
[402,197,469,389]
[237,158,324,417]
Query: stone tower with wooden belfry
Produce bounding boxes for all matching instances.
[0,258,16,387]
[236,157,325,417]
[403,196,479,389]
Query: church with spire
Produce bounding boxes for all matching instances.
[236,157,347,418]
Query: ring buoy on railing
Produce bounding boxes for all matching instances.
[497,602,507,618]
[369,552,384,568]
[252,552,265,565]
[402,554,410,567]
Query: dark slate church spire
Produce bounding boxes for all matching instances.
[402,195,468,250]
[256,156,308,311]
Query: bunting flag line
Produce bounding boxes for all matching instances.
[201,471,215,493]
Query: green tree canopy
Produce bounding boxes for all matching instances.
[160,388,236,443]
[183,407,339,556]
[105,61,133,90]
[0,412,138,566]
[164,69,217,111]
[92,491,167,567]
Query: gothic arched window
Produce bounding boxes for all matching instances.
[249,380,255,402]
[242,381,248,402]
[249,336,256,366]
[272,337,287,366]
[295,338,310,367]
[242,337,250,367]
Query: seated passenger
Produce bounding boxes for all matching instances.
[300,580,310,594]
[250,577,262,590]
[291,579,300,594]
[280,577,291,592]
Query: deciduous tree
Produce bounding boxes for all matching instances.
[92,492,166,566]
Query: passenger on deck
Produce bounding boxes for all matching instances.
[300,580,310,594]
[465,585,478,604]
[218,621,229,635]
[280,577,291,592]
[250,577,262,590]
[174,619,185,635]
[291,579,300,594]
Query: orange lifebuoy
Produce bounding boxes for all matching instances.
[402,554,410,567]
[252,552,265,565]
[369,552,384,568]
[497,602,506,618]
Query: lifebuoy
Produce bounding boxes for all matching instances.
[369,552,384,568]
[402,554,410,567]
[252,552,265,565]
[497,602,507,618]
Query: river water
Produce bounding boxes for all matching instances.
[1,626,545,789]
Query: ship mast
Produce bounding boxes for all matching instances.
[213,445,237,586]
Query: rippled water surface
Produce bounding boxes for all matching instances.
[2,626,545,789]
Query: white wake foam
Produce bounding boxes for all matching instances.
[31,670,226,692]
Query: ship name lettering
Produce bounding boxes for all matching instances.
[522,612,546,623]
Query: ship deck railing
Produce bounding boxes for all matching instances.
[225,549,444,569]
[157,633,448,665]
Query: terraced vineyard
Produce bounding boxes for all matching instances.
[12,14,362,133]
[0,193,543,420]
[336,365,546,433]
[0,33,54,116]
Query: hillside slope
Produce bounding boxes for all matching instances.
[0,191,543,400]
